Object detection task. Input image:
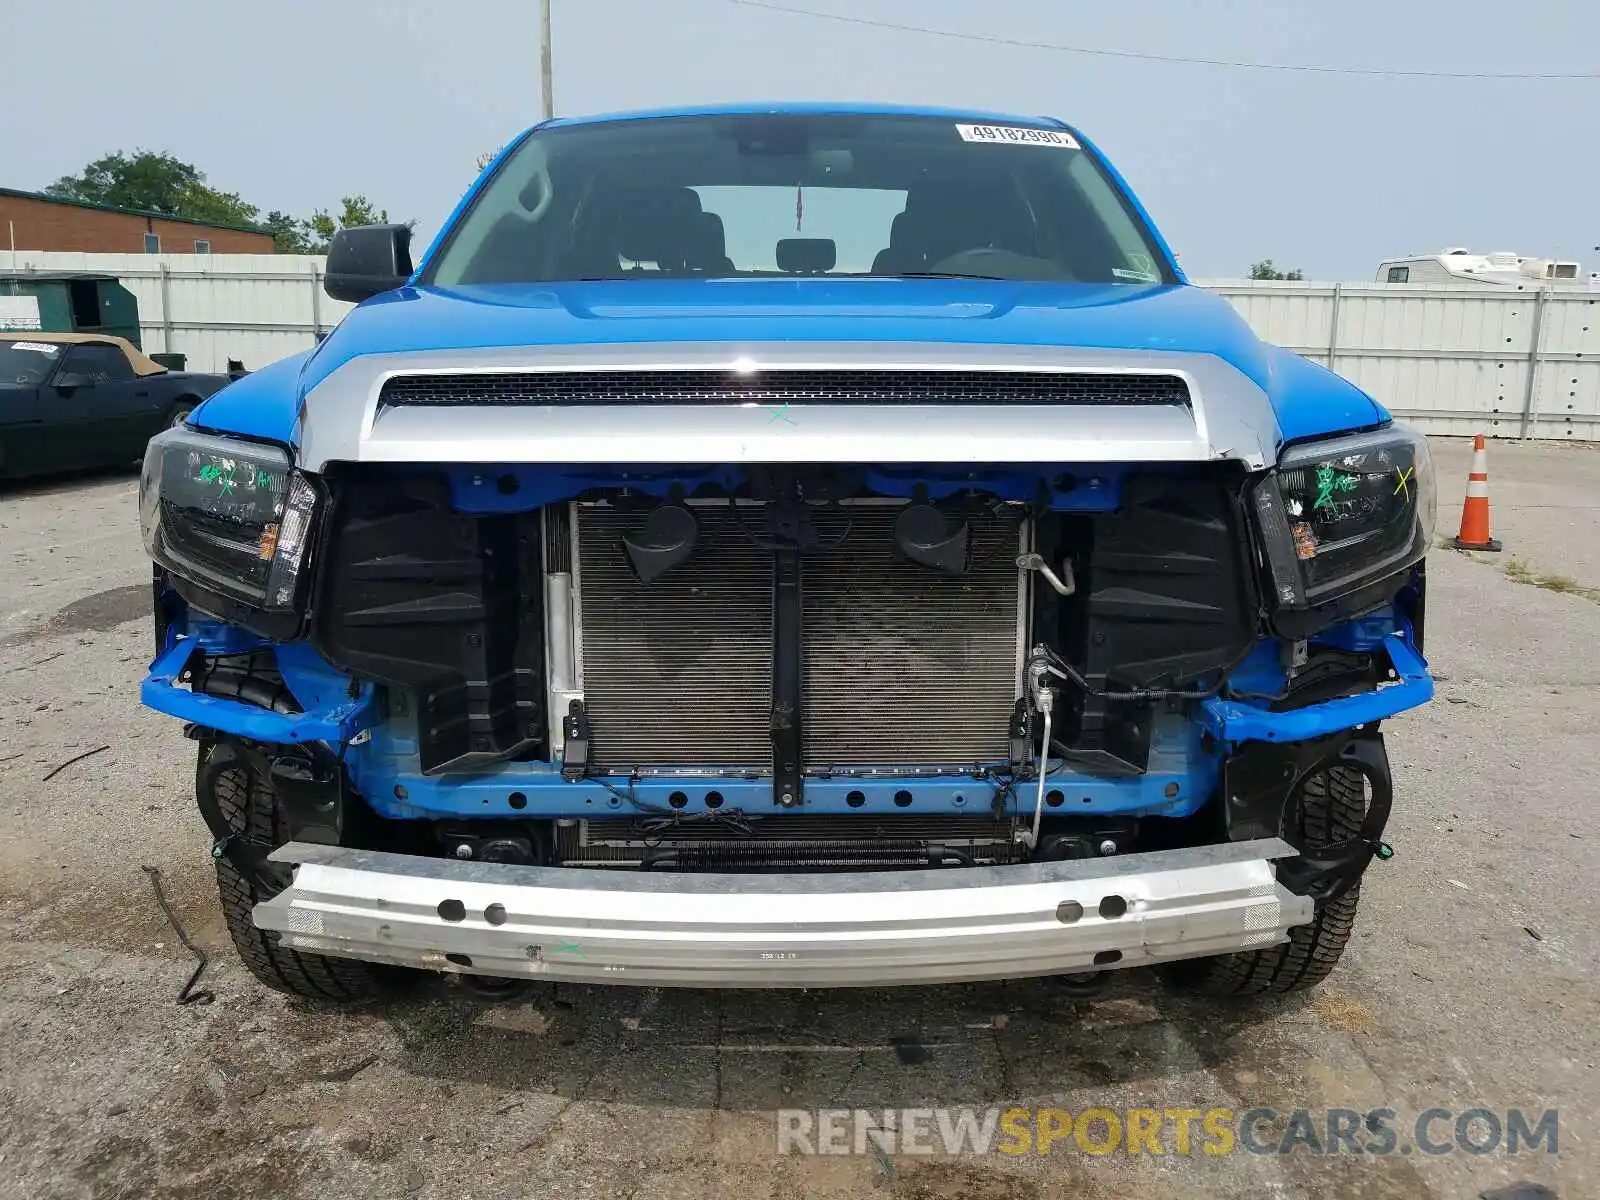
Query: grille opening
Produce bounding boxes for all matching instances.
[379,369,1191,409]
[575,500,1024,771]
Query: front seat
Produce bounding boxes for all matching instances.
[615,188,705,272]
[685,211,734,274]
[870,192,989,274]
[871,212,917,275]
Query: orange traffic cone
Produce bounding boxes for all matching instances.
[1452,434,1501,551]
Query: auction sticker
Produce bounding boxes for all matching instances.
[8,341,60,355]
[956,124,1079,148]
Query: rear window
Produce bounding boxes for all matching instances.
[428,113,1171,287]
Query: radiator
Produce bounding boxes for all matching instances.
[573,501,1025,770]
[575,503,773,767]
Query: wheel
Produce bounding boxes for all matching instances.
[166,401,195,429]
[1162,765,1365,996]
[205,745,397,1001]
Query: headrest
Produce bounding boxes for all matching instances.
[684,211,728,269]
[615,188,704,265]
[887,211,915,251]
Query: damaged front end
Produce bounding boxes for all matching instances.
[137,372,1434,987]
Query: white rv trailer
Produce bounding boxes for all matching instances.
[1376,248,1587,288]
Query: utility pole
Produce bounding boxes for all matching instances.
[540,0,555,120]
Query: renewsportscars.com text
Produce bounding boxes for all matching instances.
[776,1106,1558,1158]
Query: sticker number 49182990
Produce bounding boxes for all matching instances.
[955,123,1079,148]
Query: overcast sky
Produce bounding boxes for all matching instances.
[2,0,1595,279]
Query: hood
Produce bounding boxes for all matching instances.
[207,279,1388,449]
[310,277,1260,379]
[190,349,311,443]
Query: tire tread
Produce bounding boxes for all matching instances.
[209,750,388,1001]
[1166,765,1366,996]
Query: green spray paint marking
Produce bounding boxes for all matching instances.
[196,461,238,495]
[1314,465,1359,511]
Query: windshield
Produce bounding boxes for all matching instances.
[0,339,62,386]
[428,114,1172,286]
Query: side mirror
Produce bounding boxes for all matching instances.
[324,224,414,303]
[54,371,91,390]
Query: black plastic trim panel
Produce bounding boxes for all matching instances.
[379,369,1192,409]
[310,469,545,774]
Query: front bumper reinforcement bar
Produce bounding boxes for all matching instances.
[256,838,1311,988]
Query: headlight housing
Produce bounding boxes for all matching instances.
[140,427,320,615]
[1252,424,1435,610]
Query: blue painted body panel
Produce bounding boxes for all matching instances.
[192,105,1386,450]
[543,100,1097,128]
[352,763,1212,823]
[445,463,1127,515]
[142,636,376,746]
[153,104,1426,828]
[139,601,1429,821]
[1199,634,1433,748]
[189,349,309,444]
[280,279,1385,450]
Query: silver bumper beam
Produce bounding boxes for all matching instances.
[255,839,1313,988]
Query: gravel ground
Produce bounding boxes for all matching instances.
[1,439,1596,1200]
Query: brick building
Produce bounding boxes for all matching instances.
[0,187,275,254]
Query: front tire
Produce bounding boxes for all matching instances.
[207,747,395,1002]
[1162,765,1365,996]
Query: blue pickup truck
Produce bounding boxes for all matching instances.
[138,104,1434,1001]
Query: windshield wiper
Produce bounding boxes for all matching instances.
[887,271,1010,281]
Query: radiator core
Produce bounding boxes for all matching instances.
[573,502,1024,771]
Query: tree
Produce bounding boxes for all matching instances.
[1249,259,1305,281]
[44,151,401,255]
[261,210,313,254]
[301,195,391,254]
[44,150,261,228]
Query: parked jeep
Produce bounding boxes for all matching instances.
[139,105,1433,1001]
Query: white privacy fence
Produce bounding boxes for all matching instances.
[5,252,1598,440]
[1,252,355,375]
[1204,280,1599,441]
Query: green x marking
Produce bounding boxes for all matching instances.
[554,940,587,958]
